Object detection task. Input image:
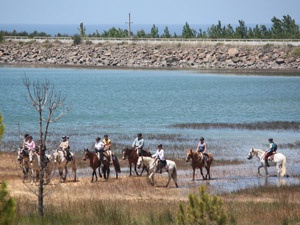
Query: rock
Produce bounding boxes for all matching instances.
[228,48,239,57]
[276,58,285,64]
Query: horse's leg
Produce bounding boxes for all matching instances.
[149,172,155,186]
[276,163,280,178]
[200,167,205,180]
[107,167,110,179]
[129,163,132,176]
[165,170,172,187]
[72,161,77,182]
[91,169,95,182]
[192,167,195,181]
[264,165,269,177]
[64,166,68,181]
[206,166,211,180]
[98,167,102,178]
[258,165,263,176]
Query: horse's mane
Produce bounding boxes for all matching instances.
[252,148,265,154]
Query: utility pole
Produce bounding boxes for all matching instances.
[125,13,133,37]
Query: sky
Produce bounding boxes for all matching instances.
[1,0,300,25]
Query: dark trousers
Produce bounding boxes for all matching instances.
[158,160,167,172]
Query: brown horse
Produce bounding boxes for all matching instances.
[185,149,213,180]
[83,149,121,181]
[122,147,151,176]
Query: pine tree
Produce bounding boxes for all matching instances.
[0,181,16,225]
[176,185,227,225]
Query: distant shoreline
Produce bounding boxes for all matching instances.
[1,63,300,76]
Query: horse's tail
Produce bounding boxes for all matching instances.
[281,155,286,177]
[113,155,121,173]
[172,163,177,182]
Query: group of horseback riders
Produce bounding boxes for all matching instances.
[22,131,278,171]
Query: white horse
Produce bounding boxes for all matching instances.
[137,156,178,188]
[53,149,77,182]
[17,147,31,182]
[247,148,287,177]
[28,150,52,184]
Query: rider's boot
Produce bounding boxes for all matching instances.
[265,157,270,167]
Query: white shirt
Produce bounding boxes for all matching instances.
[152,149,165,161]
[95,141,105,150]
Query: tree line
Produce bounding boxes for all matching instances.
[1,15,299,41]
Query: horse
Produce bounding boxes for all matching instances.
[17,147,31,182]
[53,149,77,182]
[122,147,150,176]
[137,156,178,188]
[185,149,213,181]
[82,149,121,181]
[28,150,52,184]
[247,148,287,177]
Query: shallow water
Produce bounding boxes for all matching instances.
[1,67,300,192]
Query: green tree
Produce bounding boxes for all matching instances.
[282,15,300,38]
[136,29,146,38]
[0,181,16,225]
[78,22,86,37]
[253,25,262,38]
[176,185,227,225]
[73,34,81,45]
[150,24,159,38]
[161,26,171,38]
[235,20,248,38]
[182,22,196,38]
[271,16,283,38]
[207,20,223,38]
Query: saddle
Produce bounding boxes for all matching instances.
[267,153,276,161]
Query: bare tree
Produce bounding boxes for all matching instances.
[23,75,70,216]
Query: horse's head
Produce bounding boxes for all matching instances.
[82,148,90,161]
[247,148,255,160]
[185,149,193,162]
[17,147,22,161]
[137,156,143,169]
[53,149,59,163]
[122,148,128,160]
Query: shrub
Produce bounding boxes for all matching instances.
[291,46,300,58]
[0,181,16,225]
[176,185,227,225]
[0,33,3,42]
[85,40,92,45]
[73,34,81,45]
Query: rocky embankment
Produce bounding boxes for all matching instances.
[0,41,300,70]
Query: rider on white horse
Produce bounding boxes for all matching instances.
[59,136,72,161]
[27,136,36,154]
[152,144,166,174]
[265,138,277,167]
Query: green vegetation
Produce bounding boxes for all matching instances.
[291,46,300,57]
[0,181,16,225]
[2,15,299,39]
[73,34,81,45]
[177,185,227,225]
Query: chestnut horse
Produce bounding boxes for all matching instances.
[83,149,121,181]
[122,147,150,176]
[185,149,213,180]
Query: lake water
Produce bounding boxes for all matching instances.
[0,68,300,168]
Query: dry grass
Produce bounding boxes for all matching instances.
[2,152,300,225]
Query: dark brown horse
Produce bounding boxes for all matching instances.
[122,147,151,176]
[83,149,121,181]
[185,149,213,180]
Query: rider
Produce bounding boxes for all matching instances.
[103,134,112,150]
[132,133,144,156]
[59,136,71,160]
[152,144,166,174]
[197,137,208,166]
[95,137,105,165]
[26,136,36,153]
[265,138,276,167]
[22,134,29,149]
